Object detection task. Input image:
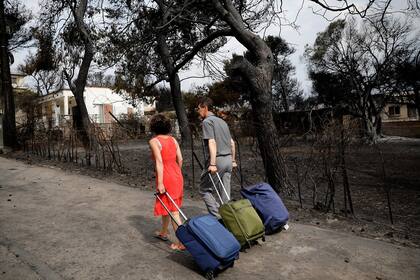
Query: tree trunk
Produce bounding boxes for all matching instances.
[67,0,95,147]
[211,0,292,193]
[280,81,289,112]
[362,114,379,143]
[0,0,17,148]
[250,84,292,192]
[414,87,420,118]
[156,7,191,146]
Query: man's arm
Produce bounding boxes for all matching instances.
[208,139,217,173]
[231,138,237,168]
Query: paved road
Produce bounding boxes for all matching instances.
[0,157,419,280]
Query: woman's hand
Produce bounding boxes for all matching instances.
[157,183,166,194]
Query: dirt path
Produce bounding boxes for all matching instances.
[0,157,419,280]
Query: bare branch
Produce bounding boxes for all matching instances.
[173,28,233,74]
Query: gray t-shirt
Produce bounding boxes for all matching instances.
[202,112,232,158]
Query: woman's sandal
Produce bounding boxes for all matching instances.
[170,243,186,252]
[154,231,169,242]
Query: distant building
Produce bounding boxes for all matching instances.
[380,96,420,138]
[34,87,155,128]
[381,103,419,122]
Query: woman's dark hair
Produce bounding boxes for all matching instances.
[197,96,213,111]
[150,113,172,135]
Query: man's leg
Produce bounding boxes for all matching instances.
[217,156,232,203]
[220,171,231,202]
[199,171,220,216]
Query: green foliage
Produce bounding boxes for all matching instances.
[98,0,228,103]
[155,87,174,112]
[224,36,302,112]
[23,26,57,72]
[14,88,36,109]
[309,71,353,108]
[61,22,85,47]
[306,16,417,140]
[4,0,32,51]
[310,19,345,65]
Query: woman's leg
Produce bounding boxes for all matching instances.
[160,215,170,235]
[170,211,185,249]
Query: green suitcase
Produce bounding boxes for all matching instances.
[209,173,265,248]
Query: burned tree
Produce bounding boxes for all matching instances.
[35,0,101,146]
[307,17,416,142]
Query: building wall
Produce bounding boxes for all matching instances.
[381,103,420,138]
[382,121,420,138]
[382,103,419,122]
[41,87,141,124]
[76,87,137,121]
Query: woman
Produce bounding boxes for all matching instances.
[149,114,185,251]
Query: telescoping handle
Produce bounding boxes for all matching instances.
[154,192,188,226]
[208,172,231,205]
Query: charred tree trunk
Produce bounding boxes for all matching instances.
[156,34,191,146]
[0,0,17,148]
[155,1,191,146]
[361,100,379,143]
[212,0,292,193]
[249,76,291,192]
[280,81,289,112]
[66,0,94,147]
[70,44,94,147]
[414,87,420,118]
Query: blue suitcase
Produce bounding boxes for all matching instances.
[155,192,240,279]
[240,182,289,234]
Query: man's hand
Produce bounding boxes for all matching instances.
[232,161,238,168]
[157,183,166,194]
[208,165,218,174]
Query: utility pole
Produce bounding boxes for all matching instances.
[0,0,17,148]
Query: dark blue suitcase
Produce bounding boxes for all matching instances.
[187,214,240,262]
[155,193,240,279]
[240,182,289,234]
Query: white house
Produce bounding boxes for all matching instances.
[35,87,155,128]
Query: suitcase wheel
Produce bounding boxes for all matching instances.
[262,236,266,242]
[205,271,215,280]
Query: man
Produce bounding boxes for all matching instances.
[197,97,237,217]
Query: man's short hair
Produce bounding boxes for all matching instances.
[150,113,172,135]
[197,97,213,111]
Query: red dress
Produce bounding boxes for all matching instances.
[153,136,184,216]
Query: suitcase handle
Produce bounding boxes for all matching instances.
[192,150,233,202]
[154,192,188,226]
[208,172,231,204]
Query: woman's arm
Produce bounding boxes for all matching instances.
[149,139,165,193]
[174,138,183,168]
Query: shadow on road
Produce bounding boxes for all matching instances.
[127,207,207,277]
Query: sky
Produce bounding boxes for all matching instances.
[12,0,416,96]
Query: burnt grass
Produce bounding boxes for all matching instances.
[6,137,420,248]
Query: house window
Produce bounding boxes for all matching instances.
[388,106,400,117]
[408,105,417,119]
[97,103,113,123]
[98,105,104,123]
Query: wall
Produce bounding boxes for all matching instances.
[58,87,138,123]
[382,121,420,138]
[81,87,137,121]
[382,104,419,122]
